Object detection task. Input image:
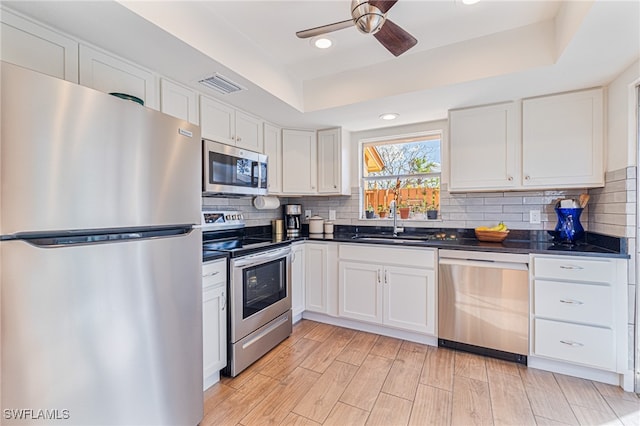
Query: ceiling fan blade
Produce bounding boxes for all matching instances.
[296,19,354,39]
[369,0,398,14]
[373,19,417,56]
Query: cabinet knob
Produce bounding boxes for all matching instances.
[507,176,513,181]
[237,136,242,142]
[334,185,337,189]
[524,175,530,180]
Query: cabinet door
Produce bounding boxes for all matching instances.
[235,110,263,152]
[200,95,234,144]
[282,129,317,194]
[263,123,283,194]
[338,261,382,323]
[79,45,158,109]
[449,102,519,191]
[317,128,341,194]
[291,244,305,320]
[522,88,604,188]
[305,243,327,313]
[202,284,226,390]
[160,78,198,124]
[384,266,435,334]
[1,9,78,82]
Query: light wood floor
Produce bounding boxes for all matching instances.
[202,320,639,426]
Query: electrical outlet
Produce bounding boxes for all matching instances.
[530,210,541,224]
[304,210,311,220]
[329,210,336,221]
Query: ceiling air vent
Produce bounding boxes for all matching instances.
[198,73,246,95]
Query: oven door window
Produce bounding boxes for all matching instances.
[209,152,258,189]
[242,257,287,319]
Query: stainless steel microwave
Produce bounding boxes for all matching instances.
[203,139,268,196]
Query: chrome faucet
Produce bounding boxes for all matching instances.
[389,200,404,237]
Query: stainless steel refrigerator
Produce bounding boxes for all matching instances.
[0,62,203,425]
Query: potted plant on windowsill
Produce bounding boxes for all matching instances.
[365,204,375,219]
[378,205,387,218]
[427,188,439,219]
[426,204,438,219]
[398,202,410,219]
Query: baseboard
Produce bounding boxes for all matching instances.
[301,311,438,346]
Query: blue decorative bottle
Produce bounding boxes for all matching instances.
[554,207,584,243]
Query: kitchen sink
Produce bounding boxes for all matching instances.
[352,236,426,244]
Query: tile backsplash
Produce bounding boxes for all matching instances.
[201,166,637,237]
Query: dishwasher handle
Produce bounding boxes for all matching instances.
[439,257,528,271]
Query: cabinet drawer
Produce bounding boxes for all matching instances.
[339,244,435,268]
[533,256,614,283]
[203,259,226,288]
[534,280,612,327]
[534,318,614,370]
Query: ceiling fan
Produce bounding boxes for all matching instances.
[296,0,417,57]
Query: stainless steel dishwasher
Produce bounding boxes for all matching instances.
[438,249,529,364]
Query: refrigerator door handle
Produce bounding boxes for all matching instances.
[18,226,193,248]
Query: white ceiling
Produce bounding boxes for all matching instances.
[3,0,639,131]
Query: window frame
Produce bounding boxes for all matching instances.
[359,130,443,220]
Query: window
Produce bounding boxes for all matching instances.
[361,131,441,220]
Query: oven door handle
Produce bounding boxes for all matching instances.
[232,247,291,268]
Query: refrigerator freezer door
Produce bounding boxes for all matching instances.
[0,62,201,235]
[1,230,203,426]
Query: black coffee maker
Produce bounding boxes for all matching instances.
[284,204,302,237]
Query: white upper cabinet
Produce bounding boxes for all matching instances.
[449,88,604,192]
[160,78,198,125]
[522,88,604,189]
[200,95,263,152]
[263,122,283,194]
[282,129,318,194]
[449,102,520,191]
[1,8,79,82]
[79,45,158,110]
[317,128,351,195]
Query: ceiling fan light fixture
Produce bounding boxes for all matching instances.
[311,37,333,49]
[379,112,399,120]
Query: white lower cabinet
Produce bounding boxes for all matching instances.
[339,261,381,323]
[531,254,627,375]
[384,265,436,334]
[290,243,305,322]
[338,244,436,335]
[305,242,338,316]
[202,259,227,390]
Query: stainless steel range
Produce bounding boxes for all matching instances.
[201,211,292,376]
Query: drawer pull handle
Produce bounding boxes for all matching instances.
[560,299,584,305]
[203,271,220,277]
[560,340,584,347]
[559,265,584,270]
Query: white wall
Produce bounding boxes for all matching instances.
[607,59,639,171]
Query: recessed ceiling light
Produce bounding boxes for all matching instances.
[462,0,481,4]
[311,37,333,49]
[379,113,399,120]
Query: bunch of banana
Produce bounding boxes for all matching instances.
[476,222,508,232]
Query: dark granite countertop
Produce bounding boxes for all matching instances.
[257,225,629,259]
